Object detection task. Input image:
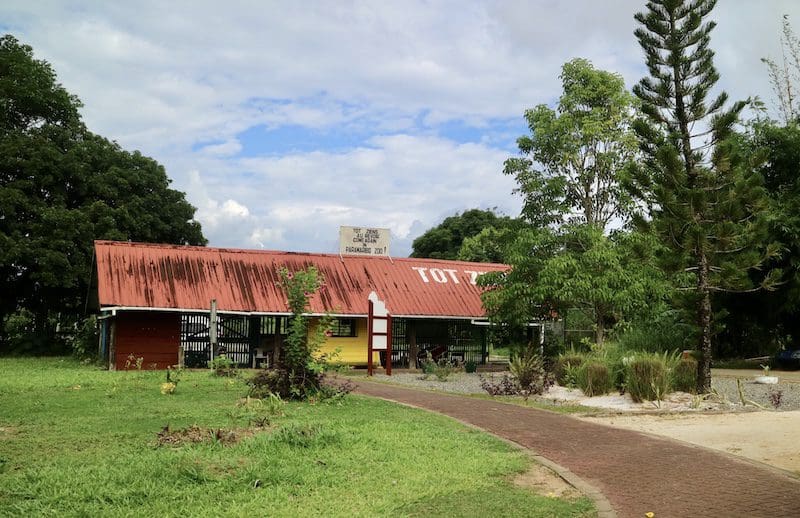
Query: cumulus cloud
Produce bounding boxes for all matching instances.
[3,0,797,254]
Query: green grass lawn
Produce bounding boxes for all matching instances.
[0,358,594,517]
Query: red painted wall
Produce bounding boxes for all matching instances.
[114,312,179,370]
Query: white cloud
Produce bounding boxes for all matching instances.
[3,0,797,254]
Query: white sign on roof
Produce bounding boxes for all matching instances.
[339,226,390,256]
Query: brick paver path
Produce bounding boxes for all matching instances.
[355,380,800,518]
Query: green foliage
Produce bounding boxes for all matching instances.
[457,225,514,263]
[482,226,672,345]
[715,120,800,358]
[247,368,291,399]
[208,356,237,377]
[631,0,780,392]
[615,307,693,354]
[411,208,513,260]
[508,352,552,396]
[419,353,458,381]
[553,352,584,386]
[575,360,614,397]
[254,267,332,400]
[623,352,676,403]
[0,35,206,353]
[464,360,478,373]
[505,58,638,230]
[672,358,698,394]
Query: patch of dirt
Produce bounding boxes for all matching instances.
[513,462,581,500]
[583,410,800,474]
[156,424,264,447]
[0,426,18,439]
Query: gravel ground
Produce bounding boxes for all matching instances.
[368,371,800,411]
[711,377,800,410]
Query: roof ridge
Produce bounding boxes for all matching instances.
[93,240,507,267]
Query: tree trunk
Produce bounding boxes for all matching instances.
[696,252,713,393]
[595,315,604,345]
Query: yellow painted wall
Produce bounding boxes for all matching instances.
[310,318,380,366]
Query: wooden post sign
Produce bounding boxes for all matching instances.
[367,291,392,376]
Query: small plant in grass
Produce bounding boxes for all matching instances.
[575,360,613,397]
[465,360,478,373]
[124,354,144,371]
[231,394,285,425]
[310,376,356,404]
[209,355,237,377]
[671,358,697,393]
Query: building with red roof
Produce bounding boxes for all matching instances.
[94,240,510,370]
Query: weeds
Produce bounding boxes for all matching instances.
[768,388,784,409]
[209,356,238,377]
[419,353,459,381]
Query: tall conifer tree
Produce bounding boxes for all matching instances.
[631,0,780,392]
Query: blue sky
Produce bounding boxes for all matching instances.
[3,0,798,255]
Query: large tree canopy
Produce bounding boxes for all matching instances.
[0,34,206,353]
[410,208,512,260]
[504,58,639,231]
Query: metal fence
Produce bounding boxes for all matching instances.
[390,318,487,367]
[181,314,287,368]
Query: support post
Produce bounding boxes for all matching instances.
[367,300,374,376]
[209,299,218,362]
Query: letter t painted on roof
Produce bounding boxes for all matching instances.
[411,267,430,283]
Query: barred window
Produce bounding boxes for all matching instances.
[330,318,357,337]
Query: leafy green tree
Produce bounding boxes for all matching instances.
[457,225,514,263]
[505,58,638,230]
[0,35,206,353]
[411,208,512,260]
[631,0,780,392]
[715,120,800,357]
[481,227,670,345]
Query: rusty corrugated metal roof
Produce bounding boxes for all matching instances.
[94,240,508,318]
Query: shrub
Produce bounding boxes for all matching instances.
[479,374,518,396]
[624,353,672,402]
[464,360,478,373]
[509,354,552,395]
[208,355,237,377]
[575,360,614,396]
[553,353,584,385]
[420,352,436,376]
[671,358,697,393]
[248,368,294,399]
